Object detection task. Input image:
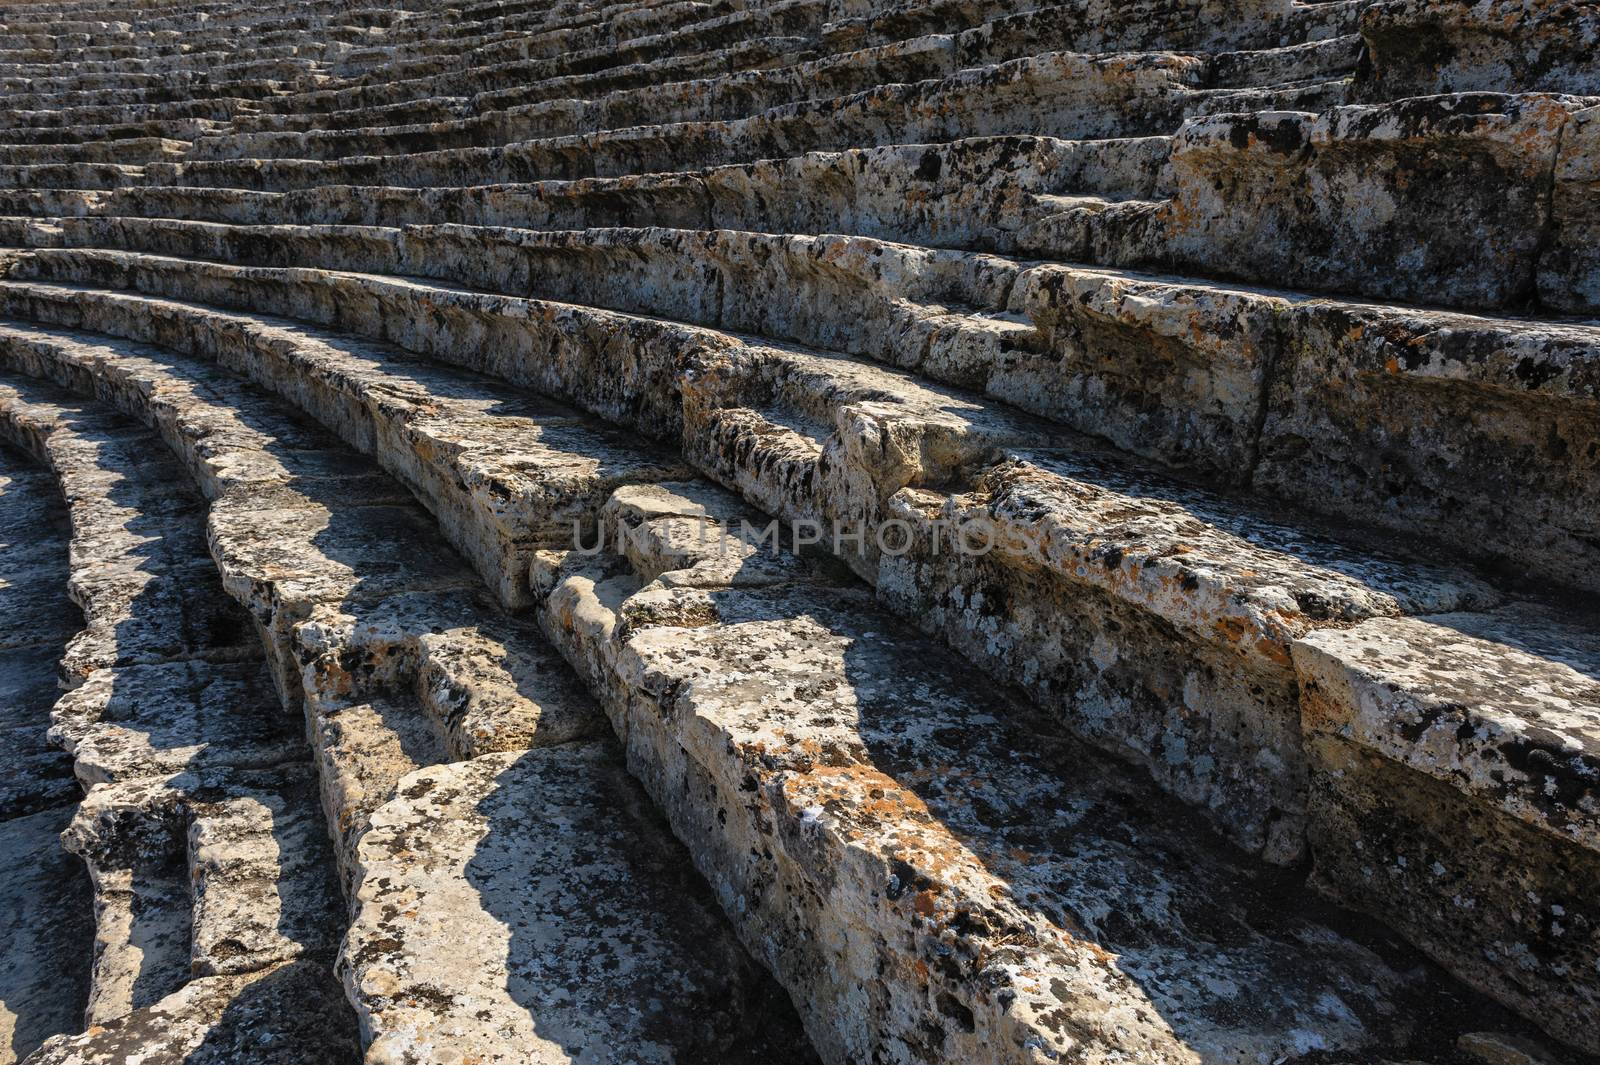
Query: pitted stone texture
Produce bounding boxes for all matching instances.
[63,765,346,999]
[1359,0,1600,98]
[877,449,1497,860]
[342,744,816,1065]
[1295,604,1600,1052]
[24,959,359,1065]
[49,659,300,786]
[294,589,602,759]
[0,444,78,819]
[1149,93,1585,311]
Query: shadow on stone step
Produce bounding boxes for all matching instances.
[462,746,819,1063]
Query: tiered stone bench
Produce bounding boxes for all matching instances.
[0,0,1595,1061]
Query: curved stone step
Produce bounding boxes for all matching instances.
[24,959,359,1065]
[8,226,1592,594]
[342,744,815,1065]
[537,477,1558,1061]
[0,272,1513,862]
[0,319,821,1063]
[0,283,1573,1063]
[0,372,348,1036]
[114,52,1347,193]
[5,268,1592,1049]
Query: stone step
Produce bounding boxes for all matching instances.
[0,267,1531,864]
[0,137,190,167]
[121,64,1345,193]
[16,90,1597,316]
[342,743,816,1064]
[0,441,92,1065]
[0,318,823,1063]
[0,284,1587,1061]
[0,118,224,148]
[1027,92,1600,313]
[1294,601,1600,1054]
[181,17,1356,163]
[24,959,359,1065]
[4,266,1592,1050]
[535,476,1559,1061]
[10,227,1592,595]
[0,133,1176,236]
[0,446,79,822]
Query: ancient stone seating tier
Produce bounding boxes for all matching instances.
[0,0,1594,1063]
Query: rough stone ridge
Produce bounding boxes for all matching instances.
[0,0,1596,1060]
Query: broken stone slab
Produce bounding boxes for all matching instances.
[341,743,817,1065]
[1293,602,1600,1053]
[64,765,346,986]
[24,958,359,1065]
[294,589,604,759]
[0,806,93,1064]
[48,659,301,786]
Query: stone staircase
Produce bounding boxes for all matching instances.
[0,0,1593,1062]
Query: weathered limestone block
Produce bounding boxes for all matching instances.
[65,766,344,983]
[1013,264,1272,475]
[1147,93,1584,310]
[703,135,1174,251]
[294,589,603,757]
[1293,605,1600,1053]
[1013,264,1600,589]
[0,163,141,192]
[48,660,300,786]
[341,744,814,1065]
[876,450,1498,859]
[25,959,359,1065]
[205,493,479,692]
[1359,0,1600,98]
